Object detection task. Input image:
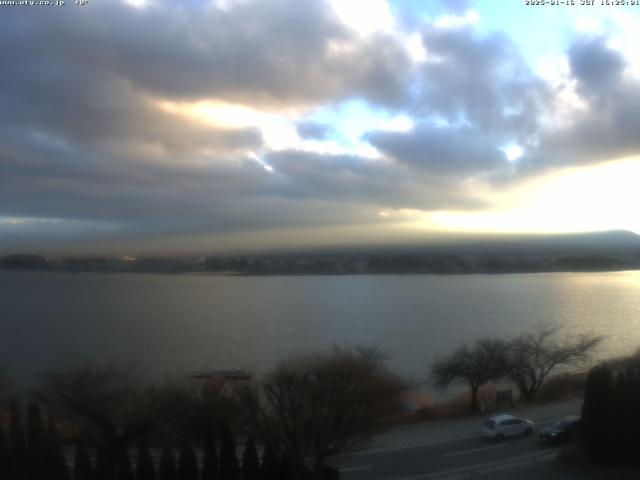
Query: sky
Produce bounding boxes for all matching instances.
[2,0,640,254]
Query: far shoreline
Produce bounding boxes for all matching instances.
[2,266,640,277]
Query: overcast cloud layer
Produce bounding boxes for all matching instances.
[2,0,640,252]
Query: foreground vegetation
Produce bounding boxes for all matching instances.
[0,327,605,479]
[431,326,602,414]
[0,348,406,480]
[580,352,640,466]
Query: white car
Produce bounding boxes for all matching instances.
[482,414,535,440]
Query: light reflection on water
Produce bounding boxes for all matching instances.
[1,270,639,388]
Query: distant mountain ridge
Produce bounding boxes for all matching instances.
[2,230,640,275]
[407,230,640,256]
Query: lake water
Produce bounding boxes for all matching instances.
[2,270,640,388]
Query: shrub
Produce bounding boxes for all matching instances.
[73,445,95,480]
[581,357,640,465]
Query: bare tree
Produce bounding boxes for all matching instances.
[157,378,243,443]
[506,326,603,402]
[431,339,509,414]
[36,365,176,472]
[241,347,407,479]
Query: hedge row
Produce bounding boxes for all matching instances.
[0,400,299,480]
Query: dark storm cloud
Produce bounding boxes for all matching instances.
[369,29,640,181]
[416,27,548,139]
[0,0,410,107]
[0,0,412,166]
[363,26,548,177]
[1,110,485,240]
[0,0,421,245]
[0,135,265,225]
[368,125,506,174]
[3,0,640,251]
[568,37,626,97]
[0,42,263,159]
[537,81,640,167]
[519,36,640,171]
[264,150,488,210]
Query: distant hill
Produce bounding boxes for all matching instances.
[2,230,640,275]
[413,230,640,256]
[303,230,640,257]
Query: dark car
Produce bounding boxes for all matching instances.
[540,415,580,444]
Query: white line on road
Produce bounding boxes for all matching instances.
[332,410,577,460]
[393,450,557,480]
[339,465,372,472]
[477,452,555,475]
[443,442,508,457]
[331,433,482,458]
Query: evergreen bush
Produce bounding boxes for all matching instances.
[178,439,199,480]
[219,424,239,480]
[201,427,219,480]
[136,438,156,480]
[241,435,260,480]
[73,444,95,480]
[158,445,178,480]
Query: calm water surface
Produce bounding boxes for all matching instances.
[2,270,640,386]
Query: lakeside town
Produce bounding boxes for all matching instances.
[3,250,640,275]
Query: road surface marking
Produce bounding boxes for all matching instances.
[331,411,576,460]
[331,433,482,458]
[477,452,555,474]
[443,442,508,457]
[393,450,556,480]
[339,465,372,472]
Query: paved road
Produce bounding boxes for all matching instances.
[327,400,615,480]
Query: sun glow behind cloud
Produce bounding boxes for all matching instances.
[156,99,304,151]
[430,157,640,235]
[501,144,524,162]
[6,0,640,253]
[329,0,394,36]
[156,99,281,129]
[158,95,419,159]
[121,0,151,8]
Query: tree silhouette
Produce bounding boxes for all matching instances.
[73,444,95,480]
[96,450,117,480]
[201,427,219,480]
[243,347,406,476]
[241,435,260,480]
[431,339,509,414]
[38,365,173,474]
[260,443,278,480]
[9,398,28,480]
[27,403,47,480]
[278,452,293,480]
[0,423,11,479]
[117,450,134,480]
[581,358,640,466]
[610,370,636,463]
[507,327,602,402]
[178,439,199,480]
[158,446,178,480]
[136,437,156,480]
[46,414,71,480]
[219,424,240,480]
